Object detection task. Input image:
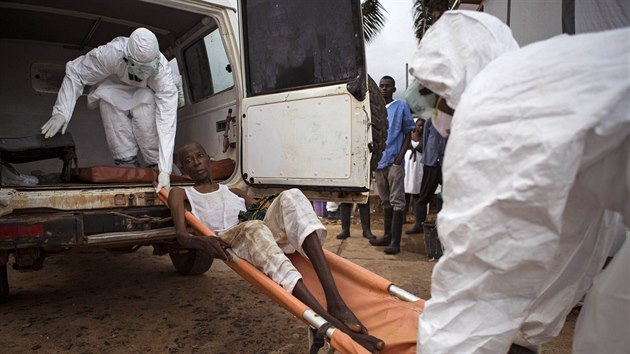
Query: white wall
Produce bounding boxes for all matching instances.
[484,0,509,24]
[485,0,563,46]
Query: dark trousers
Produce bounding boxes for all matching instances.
[416,165,442,206]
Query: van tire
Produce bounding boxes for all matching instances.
[368,75,388,172]
[1,263,8,304]
[169,249,214,275]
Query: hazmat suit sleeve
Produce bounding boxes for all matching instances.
[172,73,185,108]
[52,41,122,123]
[147,55,178,175]
[418,28,630,354]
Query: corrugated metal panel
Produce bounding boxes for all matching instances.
[1,187,162,216]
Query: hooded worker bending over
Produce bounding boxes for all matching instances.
[41,27,183,192]
[168,142,384,353]
[409,10,629,354]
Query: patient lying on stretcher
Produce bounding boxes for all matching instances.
[168,142,384,353]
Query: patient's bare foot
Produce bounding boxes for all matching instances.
[327,304,384,352]
[344,330,385,353]
[290,281,382,351]
[328,304,366,334]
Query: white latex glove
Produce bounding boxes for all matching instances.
[41,114,68,138]
[155,171,171,193]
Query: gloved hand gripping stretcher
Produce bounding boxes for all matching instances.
[157,188,423,353]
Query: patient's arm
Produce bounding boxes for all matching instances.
[168,187,229,260]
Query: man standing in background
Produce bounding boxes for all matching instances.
[405,100,448,235]
[369,76,415,255]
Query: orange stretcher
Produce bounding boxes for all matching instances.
[158,189,423,353]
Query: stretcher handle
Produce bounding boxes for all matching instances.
[331,334,372,354]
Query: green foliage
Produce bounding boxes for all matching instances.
[361,0,388,43]
[412,0,455,42]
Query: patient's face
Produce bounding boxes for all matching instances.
[179,144,211,181]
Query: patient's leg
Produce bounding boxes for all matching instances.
[260,188,384,349]
[263,189,369,333]
[292,279,384,353]
[301,233,370,334]
[222,220,383,352]
[221,220,303,292]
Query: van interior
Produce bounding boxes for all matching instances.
[0,0,238,187]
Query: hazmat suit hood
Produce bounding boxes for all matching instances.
[408,10,519,109]
[127,28,160,62]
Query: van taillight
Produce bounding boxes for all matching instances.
[0,225,44,239]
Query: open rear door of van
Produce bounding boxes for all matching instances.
[239,0,372,199]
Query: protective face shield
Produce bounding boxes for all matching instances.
[405,80,437,119]
[126,56,160,80]
[432,108,452,138]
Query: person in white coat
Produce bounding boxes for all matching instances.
[40,27,183,192]
[409,10,629,354]
[402,118,424,224]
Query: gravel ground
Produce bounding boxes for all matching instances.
[1,212,574,353]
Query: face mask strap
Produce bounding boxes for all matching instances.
[433,97,443,120]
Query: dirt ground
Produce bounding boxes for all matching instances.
[1,212,575,353]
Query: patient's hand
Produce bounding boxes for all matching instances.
[203,237,230,260]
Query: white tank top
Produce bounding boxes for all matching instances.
[184,184,247,232]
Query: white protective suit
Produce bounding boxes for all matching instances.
[409,10,630,354]
[50,28,178,180]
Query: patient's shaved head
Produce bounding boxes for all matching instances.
[176,142,206,165]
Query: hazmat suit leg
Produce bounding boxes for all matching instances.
[573,231,630,353]
[130,102,159,167]
[99,100,139,162]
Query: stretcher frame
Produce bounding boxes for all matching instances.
[158,189,423,353]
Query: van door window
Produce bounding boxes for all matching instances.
[242,0,365,96]
[183,27,234,103]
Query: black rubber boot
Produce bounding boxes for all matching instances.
[358,203,376,240]
[370,208,392,246]
[406,201,426,234]
[0,263,8,304]
[403,194,411,224]
[336,203,352,239]
[385,210,404,254]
